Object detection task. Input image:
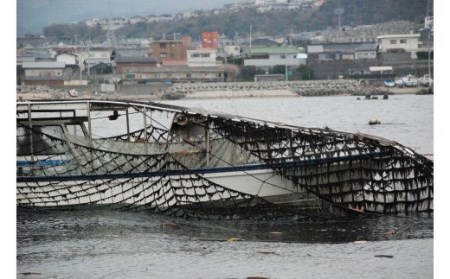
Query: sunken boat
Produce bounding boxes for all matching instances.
[17,100,433,219]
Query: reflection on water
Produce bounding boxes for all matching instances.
[17,208,433,245]
[16,208,433,278]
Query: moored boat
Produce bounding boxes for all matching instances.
[418,74,433,87]
[394,79,404,88]
[402,74,419,87]
[384,79,395,88]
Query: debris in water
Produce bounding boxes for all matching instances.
[257,251,279,255]
[161,221,180,229]
[383,228,396,235]
[269,231,283,235]
[20,272,42,276]
[368,120,381,125]
[374,255,394,258]
[227,237,242,242]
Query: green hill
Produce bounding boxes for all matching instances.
[43,0,432,41]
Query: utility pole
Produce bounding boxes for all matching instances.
[47,0,53,26]
[249,24,252,53]
[334,0,344,34]
[285,58,288,81]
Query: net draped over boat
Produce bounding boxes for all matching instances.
[16,100,433,219]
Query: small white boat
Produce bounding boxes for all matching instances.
[394,79,404,88]
[402,74,418,87]
[384,79,395,88]
[418,74,433,87]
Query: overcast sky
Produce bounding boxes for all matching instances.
[17,0,244,35]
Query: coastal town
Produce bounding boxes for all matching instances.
[14,2,437,278]
[16,0,434,100]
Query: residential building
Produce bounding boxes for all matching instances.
[56,53,78,66]
[120,65,237,83]
[243,45,306,69]
[150,37,193,64]
[223,42,241,57]
[83,48,113,72]
[20,61,69,86]
[187,49,218,67]
[307,42,379,80]
[377,34,421,59]
[115,48,149,58]
[17,48,56,65]
[115,57,158,79]
[307,42,377,61]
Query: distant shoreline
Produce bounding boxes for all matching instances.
[16,83,431,102]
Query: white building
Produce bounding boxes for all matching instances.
[187,49,218,67]
[223,43,241,57]
[377,34,421,59]
[56,53,78,66]
[244,46,306,68]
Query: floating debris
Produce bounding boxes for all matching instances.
[368,119,381,125]
[161,221,180,229]
[227,237,242,243]
[257,251,279,255]
[269,231,283,235]
[383,227,396,235]
[374,255,394,258]
[68,89,79,97]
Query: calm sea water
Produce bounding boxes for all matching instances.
[17,95,434,279]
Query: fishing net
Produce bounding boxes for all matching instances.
[16,100,433,219]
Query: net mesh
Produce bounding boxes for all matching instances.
[16,100,433,219]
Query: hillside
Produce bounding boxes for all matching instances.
[42,0,432,42]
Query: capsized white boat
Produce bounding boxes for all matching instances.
[16,100,433,219]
